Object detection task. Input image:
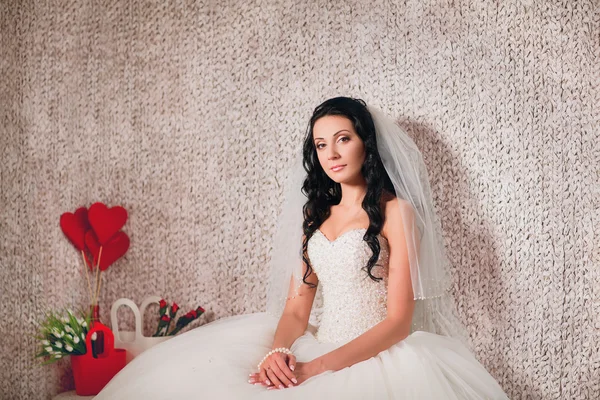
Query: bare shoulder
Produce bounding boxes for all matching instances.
[380,193,415,242]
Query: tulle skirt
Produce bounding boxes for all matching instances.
[94,312,509,399]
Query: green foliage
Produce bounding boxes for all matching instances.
[34,308,92,365]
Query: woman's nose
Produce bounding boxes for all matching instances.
[327,147,339,160]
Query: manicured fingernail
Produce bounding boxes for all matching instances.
[279,385,284,389]
[248,378,255,383]
[265,380,270,385]
[290,365,295,371]
[287,383,294,388]
[254,383,263,386]
[292,378,297,384]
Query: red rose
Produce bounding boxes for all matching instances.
[172,303,179,313]
[189,310,197,319]
[197,306,205,313]
[161,314,171,322]
[159,299,167,309]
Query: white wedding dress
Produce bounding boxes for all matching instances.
[95,228,509,399]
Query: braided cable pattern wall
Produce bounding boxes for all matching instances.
[0,1,598,398]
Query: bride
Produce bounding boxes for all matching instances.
[95,97,509,399]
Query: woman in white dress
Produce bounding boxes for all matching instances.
[95,97,509,399]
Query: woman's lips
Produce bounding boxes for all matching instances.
[331,165,346,172]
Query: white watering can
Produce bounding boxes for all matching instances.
[110,296,172,364]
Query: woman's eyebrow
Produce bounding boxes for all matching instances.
[314,129,350,141]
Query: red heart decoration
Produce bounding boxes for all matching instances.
[85,230,101,268]
[85,230,130,271]
[60,207,91,251]
[88,202,128,245]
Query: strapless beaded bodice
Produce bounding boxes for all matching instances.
[307,228,390,345]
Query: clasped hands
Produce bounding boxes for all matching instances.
[248,352,325,390]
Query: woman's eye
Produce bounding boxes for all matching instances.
[316,137,348,150]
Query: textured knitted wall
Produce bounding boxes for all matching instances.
[1,1,598,399]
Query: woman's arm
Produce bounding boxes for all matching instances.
[252,235,318,388]
[270,257,319,349]
[312,198,416,373]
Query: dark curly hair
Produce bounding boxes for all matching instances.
[301,96,396,288]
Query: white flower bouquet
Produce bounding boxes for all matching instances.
[34,309,92,364]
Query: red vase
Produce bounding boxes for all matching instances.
[91,304,100,321]
[90,304,104,355]
[71,322,126,396]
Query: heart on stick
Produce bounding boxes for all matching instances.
[88,202,128,245]
[85,230,130,271]
[60,207,91,251]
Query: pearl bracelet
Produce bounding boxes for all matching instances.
[257,347,293,371]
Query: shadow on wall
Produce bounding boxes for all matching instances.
[399,119,536,400]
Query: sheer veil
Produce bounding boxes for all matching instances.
[265,105,472,350]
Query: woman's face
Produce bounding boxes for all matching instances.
[312,115,366,183]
